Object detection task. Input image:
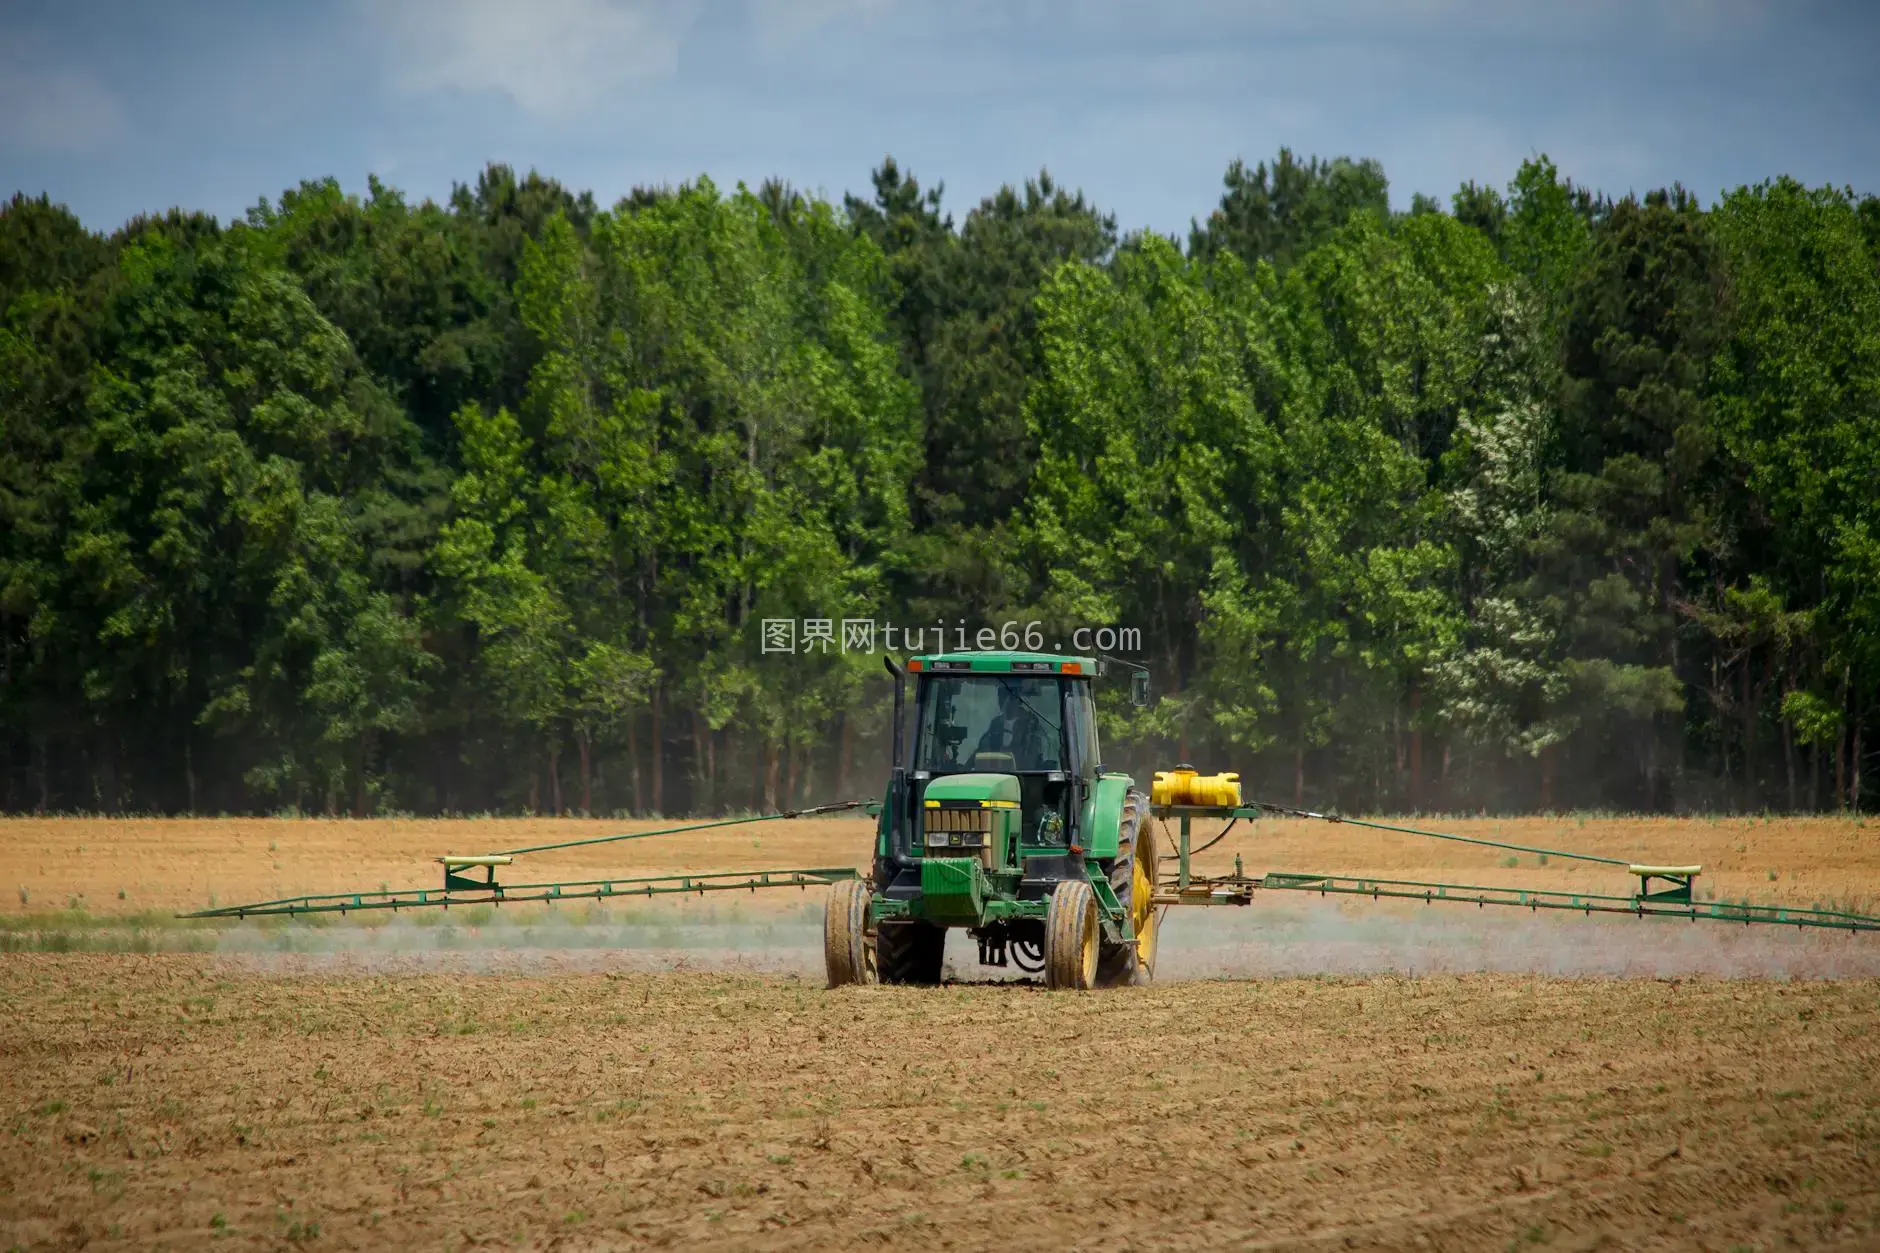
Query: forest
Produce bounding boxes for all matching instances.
[3,151,1879,817]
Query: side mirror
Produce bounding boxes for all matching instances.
[1130,670,1150,708]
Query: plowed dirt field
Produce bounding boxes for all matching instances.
[3,815,1879,1251]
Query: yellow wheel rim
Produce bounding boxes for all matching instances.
[1079,901,1098,987]
[1131,852,1158,973]
[1131,823,1159,974]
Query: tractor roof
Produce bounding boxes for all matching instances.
[905,651,1097,676]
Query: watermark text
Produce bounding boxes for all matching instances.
[757,619,1140,655]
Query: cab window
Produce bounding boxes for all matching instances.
[914,675,1065,773]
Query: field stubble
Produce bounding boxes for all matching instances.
[3,959,1878,1251]
[2,815,1879,1249]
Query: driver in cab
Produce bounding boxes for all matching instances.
[974,681,1051,772]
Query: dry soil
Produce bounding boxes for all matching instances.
[2,814,1878,1251]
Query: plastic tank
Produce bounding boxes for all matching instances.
[1150,765,1242,807]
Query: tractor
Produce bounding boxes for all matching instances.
[823,651,1158,990]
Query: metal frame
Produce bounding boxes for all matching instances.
[176,802,868,921]
[180,867,861,920]
[1153,870,1880,932]
[1149,801,1880,934]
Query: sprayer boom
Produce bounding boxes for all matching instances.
[176,804,866,920]
[1148,800,1880,933]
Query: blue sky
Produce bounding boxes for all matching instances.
[3,0,1875,237]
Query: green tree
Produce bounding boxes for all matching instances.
[1530,189,1728,808]
[1189,148,1390,272]
[1709,179,1880,807]
[1026,237,1276,759]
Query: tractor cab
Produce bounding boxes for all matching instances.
[908,654,1100,850]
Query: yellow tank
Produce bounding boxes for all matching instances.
[1150,766,1242,807]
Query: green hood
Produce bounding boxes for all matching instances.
[921,772,1022,805]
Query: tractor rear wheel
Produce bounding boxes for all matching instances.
[876,919,945,985]
[824,879,874,987]
[1044,879,1099,990]
[1097,790,1159,987]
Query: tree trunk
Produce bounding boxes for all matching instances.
[705,727,718,816]
[1409,685,1424,812]
[691,712,713,816]
[650,687,665,817]
[1174,660,1188,762]
[1540,742,1557,811]
[440,726,457,815]
[1293,747,1305,808]
[98,729,119,814]
[627,714,644,816]
[784,740,799,810]
[1836,664,1850,811]
[1782,675,1798,812]
[577,727,593,816]
[548,740,563,816]
[527,762,540,816]
[1642,725,1658,812]
[34,731,50,814]
[185,742,198,816]
[1809,741,1821,813]
[1852,686,1864,815]
[352,732,371,818]
[1392,703,1404,795]
[1742,654,1758,795]
[763,736,780,812]
[837,713,852,800]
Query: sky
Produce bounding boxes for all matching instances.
[2,0,1875,238]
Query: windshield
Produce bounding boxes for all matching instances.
[914,675,1065,773]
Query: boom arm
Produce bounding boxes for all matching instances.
[1150,802,1880,934]
[176,803,866,920]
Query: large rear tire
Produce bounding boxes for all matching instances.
[1097,790,1159,987]
[1044,879,1099,990]
[824,879,874,987]
[876,919,945,985]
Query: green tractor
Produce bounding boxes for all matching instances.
[824,651,1158,990]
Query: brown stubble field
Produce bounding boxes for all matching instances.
[3,814,1880,1251]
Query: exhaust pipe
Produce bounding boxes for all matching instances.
[886,654,906,771]
[884,655,911,867]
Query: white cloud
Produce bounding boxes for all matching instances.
[0,45,126,154]
[363,0,696,119]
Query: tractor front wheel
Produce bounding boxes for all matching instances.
[824,879,874,987]
[1044,879,1099,990]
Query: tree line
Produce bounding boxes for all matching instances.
[3,151,1878,816]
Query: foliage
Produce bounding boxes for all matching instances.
[4,153,1879,815]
